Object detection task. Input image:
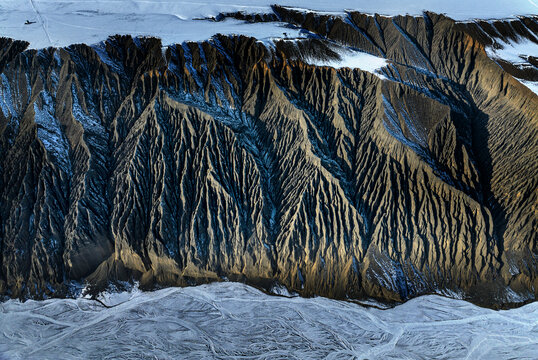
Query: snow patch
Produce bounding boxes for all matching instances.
[304,49,388,78]
[486,38,538,66]
[270,283,299,297]
[485,37,538,95]
[503,287,532,303]
[33,91,71,173]
[436,289,465,300]
[96,282,142,307]
[0,74,16,119]
[517,78,538,95]
[71,86,106,137]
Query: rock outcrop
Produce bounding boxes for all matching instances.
[0,9,536,307]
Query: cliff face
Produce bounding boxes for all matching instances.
[0,10,536,307]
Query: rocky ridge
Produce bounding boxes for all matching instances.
[0,8,536,307]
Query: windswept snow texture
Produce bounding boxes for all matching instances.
[0,0,537,49]
[0,283,537,359]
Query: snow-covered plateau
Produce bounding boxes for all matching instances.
[0,282,536,359]
[0,0,537,49]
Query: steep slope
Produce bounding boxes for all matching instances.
[0,9,536,307]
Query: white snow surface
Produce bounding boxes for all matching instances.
[0,282,537,359]
[519,78,538,94]
[486,38,538,66]
[485,38,538,95]
[33,90,72,174]
[0,0,536,49]
[305,49,388,78]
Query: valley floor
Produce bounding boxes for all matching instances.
[0,282,536,359]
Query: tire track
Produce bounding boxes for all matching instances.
[29,0,53,46]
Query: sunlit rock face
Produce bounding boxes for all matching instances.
[0,6,536,308]
[1,282,537,359]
